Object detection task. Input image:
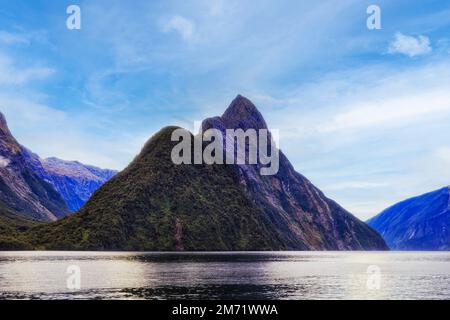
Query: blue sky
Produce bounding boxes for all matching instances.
[1,0,450,220]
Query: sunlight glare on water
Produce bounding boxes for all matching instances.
[0,251,449,300]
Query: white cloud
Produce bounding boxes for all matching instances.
[435,147,450,164]
[206,0,224,16]
[321,89,450,132]
[430,148,450,186]
[244,61,450,220]
[161,15,195,41]
[0,31,30,45]
[0,54,54,85]
[388,32,432,57]
[0,93,150,170]
[254,62,450,137]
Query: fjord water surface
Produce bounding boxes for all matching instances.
[0,251,448,300]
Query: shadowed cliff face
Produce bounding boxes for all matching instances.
[0,112,69,221]
[368,187,450,250]
[202,95,388,250]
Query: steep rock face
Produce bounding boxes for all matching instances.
[0,113,70,221]
[202,95,387,250]
[367,187,450,250]
[28,127,283,250]
[26,155,117,212]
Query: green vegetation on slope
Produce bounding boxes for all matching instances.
[0,202,40,250]
[24,127,285,251]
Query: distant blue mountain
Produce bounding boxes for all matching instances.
[23,151,117,212]
[0,112,70,221]
[0,110,117,216]
[367,187,450,250]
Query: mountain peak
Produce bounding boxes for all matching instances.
[0,112,12,137]
[214,95,268,131]
[0,111,22,155]
[138,126,186,160]
[228,94,254,110]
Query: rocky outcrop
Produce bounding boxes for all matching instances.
[367,187,450,250]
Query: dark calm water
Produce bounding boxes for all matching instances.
[0,251,449,300]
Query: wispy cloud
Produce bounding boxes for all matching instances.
[247,61,450,219]
[435,147,450,164]
[0,93,147,170]
[161,15,195,41]
[388,32,432,57]
[321,89,450,132]
[206,0,224,16]
[251,61,450,139]
[0,30,30,45]
[0,53,54,85]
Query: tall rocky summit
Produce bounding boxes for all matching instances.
[201,95,388,250]
[24,96,387,250]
